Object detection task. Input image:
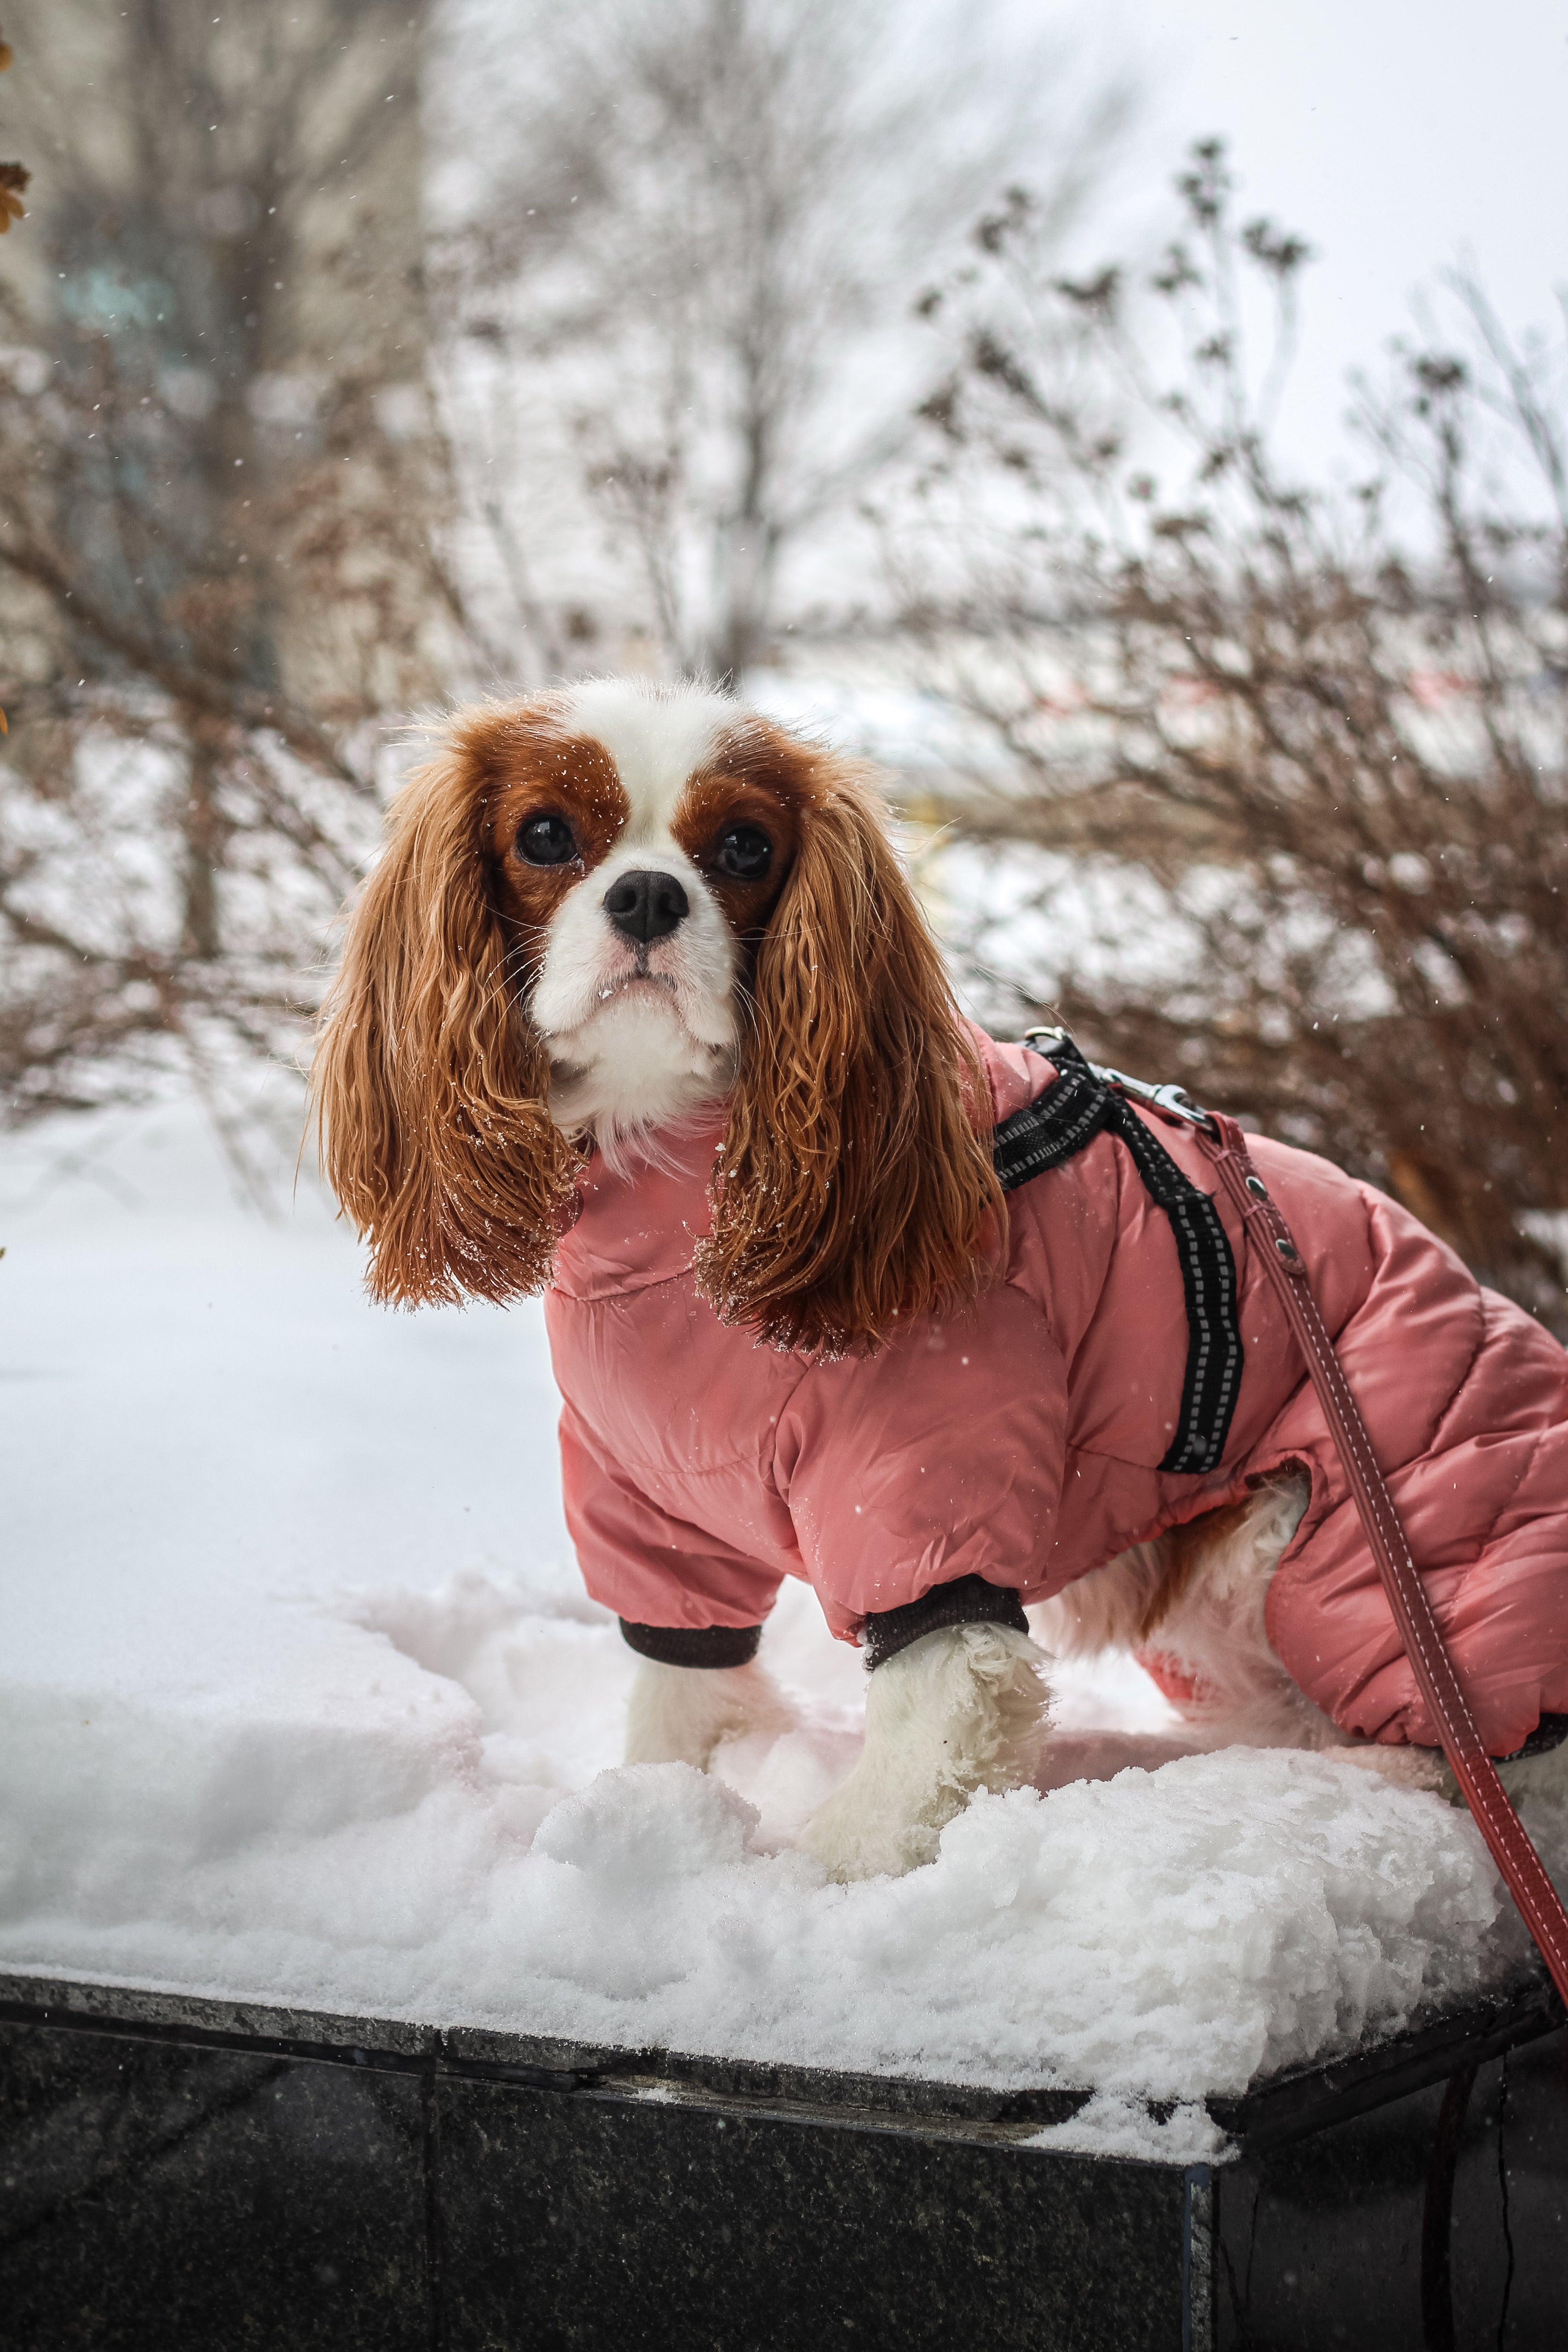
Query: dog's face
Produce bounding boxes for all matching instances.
[313,678,1002,1353]
[478,682,806,1147]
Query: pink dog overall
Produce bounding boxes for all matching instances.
[549,1026,1568,1762]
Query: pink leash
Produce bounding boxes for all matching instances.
[1189,1107,1568,2008]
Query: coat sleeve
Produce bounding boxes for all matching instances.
[558,1402,785,1631]
[770,1280,1069,1640]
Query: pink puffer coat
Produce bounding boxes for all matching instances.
[546,1029,1568,1755]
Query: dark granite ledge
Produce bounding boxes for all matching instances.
[3,1961,1561,2156]
[1208,1968,1565,2154]
[0,1974,442,2063]
[1,1971,1193,2352]
[4,1967,1567,2351]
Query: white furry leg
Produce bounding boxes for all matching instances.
[799,1625,1050,1883]
[623,1656,796,1771]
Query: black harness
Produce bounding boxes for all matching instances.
[992,1033,1244,1478]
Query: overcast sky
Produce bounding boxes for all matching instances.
[1061,0,1568,471]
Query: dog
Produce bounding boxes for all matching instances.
[312,677,1568,1879]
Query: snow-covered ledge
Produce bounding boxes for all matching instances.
[4,1099,1567,2106]
[4,1100,1568,2344]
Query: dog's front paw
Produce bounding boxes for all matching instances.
[799,1624,1050,1882]
[798,1774,945,1883]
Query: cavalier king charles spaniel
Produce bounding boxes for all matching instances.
[312,677,1511,1879]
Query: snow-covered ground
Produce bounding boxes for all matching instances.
[1,1090,1559,2143]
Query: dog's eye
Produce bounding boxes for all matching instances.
[517,812,577,867]
[715,824,772,880]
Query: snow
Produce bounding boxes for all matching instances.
[1025,2093,1229,2166]
[2,1090,1562,2153]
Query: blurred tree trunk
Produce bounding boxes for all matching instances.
[179,719,227,964]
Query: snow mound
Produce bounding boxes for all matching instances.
[3,1564,1554,2102]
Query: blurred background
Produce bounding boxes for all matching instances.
[1,0,1565,1324]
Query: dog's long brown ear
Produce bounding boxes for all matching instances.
[697,757,1003,1356]
[310,729,580,1306]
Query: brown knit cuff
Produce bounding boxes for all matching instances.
[619,1619,764,1669]
[861,1575,1029,1671]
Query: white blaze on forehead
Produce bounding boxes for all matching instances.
[560,678,732,844]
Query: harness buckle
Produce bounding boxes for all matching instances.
[1105,1070,1220,1137]
[1021,1029,1218,1137]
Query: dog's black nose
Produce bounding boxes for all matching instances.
[602,868,690,944]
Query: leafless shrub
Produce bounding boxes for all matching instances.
[905,140,1568,1323]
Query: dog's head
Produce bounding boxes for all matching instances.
[312,678,1002,1354]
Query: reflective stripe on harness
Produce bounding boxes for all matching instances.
[993,1033,1244,1477]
